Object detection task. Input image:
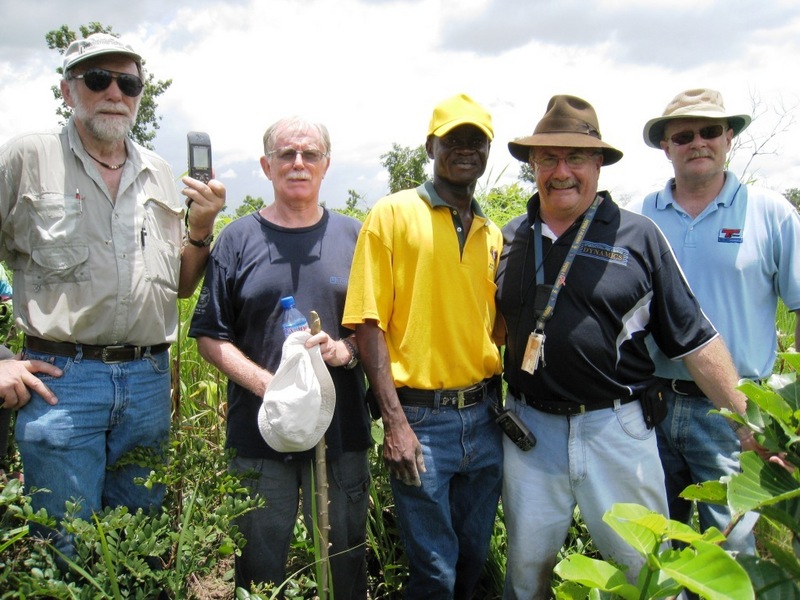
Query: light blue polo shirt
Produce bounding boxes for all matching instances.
[630,172,800,379]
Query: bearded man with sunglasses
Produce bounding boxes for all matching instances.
[0,33,223,557]
[628,89,800,556]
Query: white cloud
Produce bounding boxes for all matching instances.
[1,0,799,210]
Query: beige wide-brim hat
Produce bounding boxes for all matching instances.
[258,331,336,453]
[508,94,623,166]
[643,88,751,148]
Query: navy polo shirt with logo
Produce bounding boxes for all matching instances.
[496,191,717,405]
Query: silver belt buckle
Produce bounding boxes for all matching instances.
[101,345,134,364]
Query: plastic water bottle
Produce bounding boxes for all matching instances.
[280,296,309,338]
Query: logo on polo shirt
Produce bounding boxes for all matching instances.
[579,241,629,265]
[718,228,743,243]
[489,247,498,271]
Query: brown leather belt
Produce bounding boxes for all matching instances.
[25,336,170,364]
[509,386,637,416]
[397,377,498,409]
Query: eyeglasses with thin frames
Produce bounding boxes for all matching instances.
[68,68,144,98]
[668,124,725,146]
[531,152,599,171]
[267,148,329,164]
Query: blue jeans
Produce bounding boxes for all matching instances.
[502,392,668,600]
[391,394,503,600]
[656,389,757,554]
[231,450,371,599]
[15,347,171,554]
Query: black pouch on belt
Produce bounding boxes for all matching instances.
[640,380,669,429]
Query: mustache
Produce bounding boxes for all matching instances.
[287,172,311,181]
[548,178,578,190]
[687,151,712,160]
[96,102,132,117]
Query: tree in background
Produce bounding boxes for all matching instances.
[233,195,265,218]
[46,22,172,150]
[337,189,368,221]
[518,162,536,188]
[379,143,429,194]
[729,90,797,185]
[784,188,800,210]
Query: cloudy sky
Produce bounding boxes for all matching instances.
[2,0,799,212]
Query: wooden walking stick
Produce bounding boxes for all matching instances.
[309,311,331,599]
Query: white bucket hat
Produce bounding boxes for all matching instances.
[258,331,336,452]
[643,88,751,148]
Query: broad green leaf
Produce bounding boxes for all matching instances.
[661,541,754,600]
[680,480,727,504]
[554,554,639,600]
[728,452,800,515]
[554,580,591,600]
[739,555,800,600]
[759,535,800,580]
[664,520,726,546]
[602,503,664,555]
[738,379,791,421]
[778,352,800,373]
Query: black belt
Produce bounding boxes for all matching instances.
[397,377,498,409]
[659,378,704,397]
[25,336,170,364]
[509,386,637,416]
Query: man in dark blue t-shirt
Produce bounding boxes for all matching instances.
[190,117,371,598]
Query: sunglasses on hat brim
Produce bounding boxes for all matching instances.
[69,68,144,98]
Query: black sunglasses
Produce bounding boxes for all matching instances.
[669,124,725,146]
[69,68,144,98]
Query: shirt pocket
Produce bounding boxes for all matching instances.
[142,197,182,291]
[18,192,84,245]
[30,245,90,285]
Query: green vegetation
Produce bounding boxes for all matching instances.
[6,29,799,593]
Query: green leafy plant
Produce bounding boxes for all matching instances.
[553,351,800,599]
[554,503,753,599]
[687,351,800,598]
[0,430,261,598]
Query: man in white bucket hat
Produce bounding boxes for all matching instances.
[630,88,800,556]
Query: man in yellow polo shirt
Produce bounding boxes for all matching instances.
[343,93,503,598]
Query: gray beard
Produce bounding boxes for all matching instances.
[74,105,136,143]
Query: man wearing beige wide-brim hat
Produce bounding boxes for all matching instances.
[496,94,761,599]
[630,88,800,559]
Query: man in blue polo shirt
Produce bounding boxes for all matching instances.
[629,88,800,555]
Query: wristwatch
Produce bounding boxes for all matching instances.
[341,337,359,370]
[185,232,214,247]
[728,417,746,433]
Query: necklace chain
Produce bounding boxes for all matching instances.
[85,149,127,170]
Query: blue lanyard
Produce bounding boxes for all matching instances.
[533,195,601,332]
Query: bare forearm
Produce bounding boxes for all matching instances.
[196,337,272,398]
[178,245,210,297]
[355,321,405,428]
[683,336,747,415]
